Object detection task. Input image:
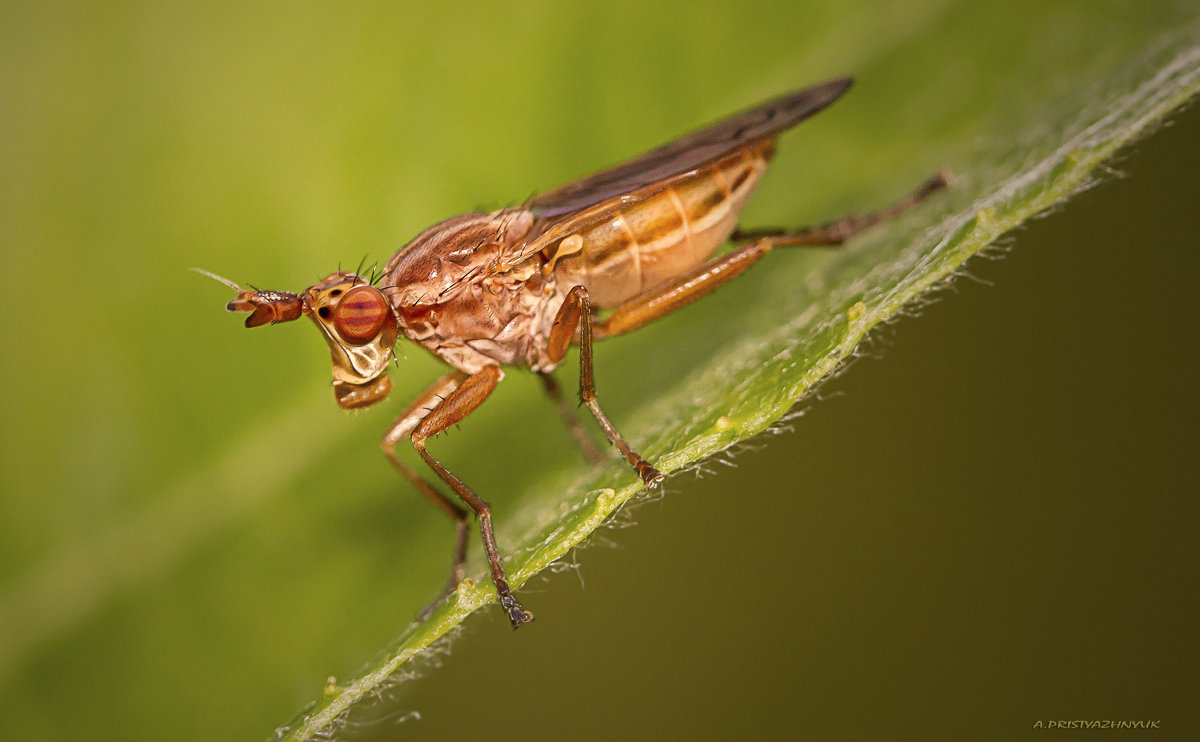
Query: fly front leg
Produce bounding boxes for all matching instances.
[408,365,534,628]
[548,285,664,486]
[596,169,951,339]
[382,371,471,619]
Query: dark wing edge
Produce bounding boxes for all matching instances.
[528,77,854,219]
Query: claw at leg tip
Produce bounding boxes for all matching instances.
[510,610,535,629]
[638,463,664,486]
[500,594,534,628]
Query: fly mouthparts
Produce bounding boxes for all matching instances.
[226,289,305,328]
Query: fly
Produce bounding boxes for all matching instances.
[202,77,947,628]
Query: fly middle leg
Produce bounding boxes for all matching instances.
[547,285,664,486]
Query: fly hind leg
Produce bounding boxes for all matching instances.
[732,169,950,246]
[595,169,950,339]
[547,286,664,486]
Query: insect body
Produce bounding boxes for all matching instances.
[209,77,946,628]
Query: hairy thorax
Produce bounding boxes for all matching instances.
[383,208,566,374]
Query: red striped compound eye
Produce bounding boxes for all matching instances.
[333,285,391,344]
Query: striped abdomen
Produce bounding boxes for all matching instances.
[549,143,772,307]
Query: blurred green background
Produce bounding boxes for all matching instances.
[1,1,1196,740]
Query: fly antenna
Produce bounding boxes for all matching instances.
[190,267,243,292]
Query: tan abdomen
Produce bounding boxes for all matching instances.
[552,144,771,307]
